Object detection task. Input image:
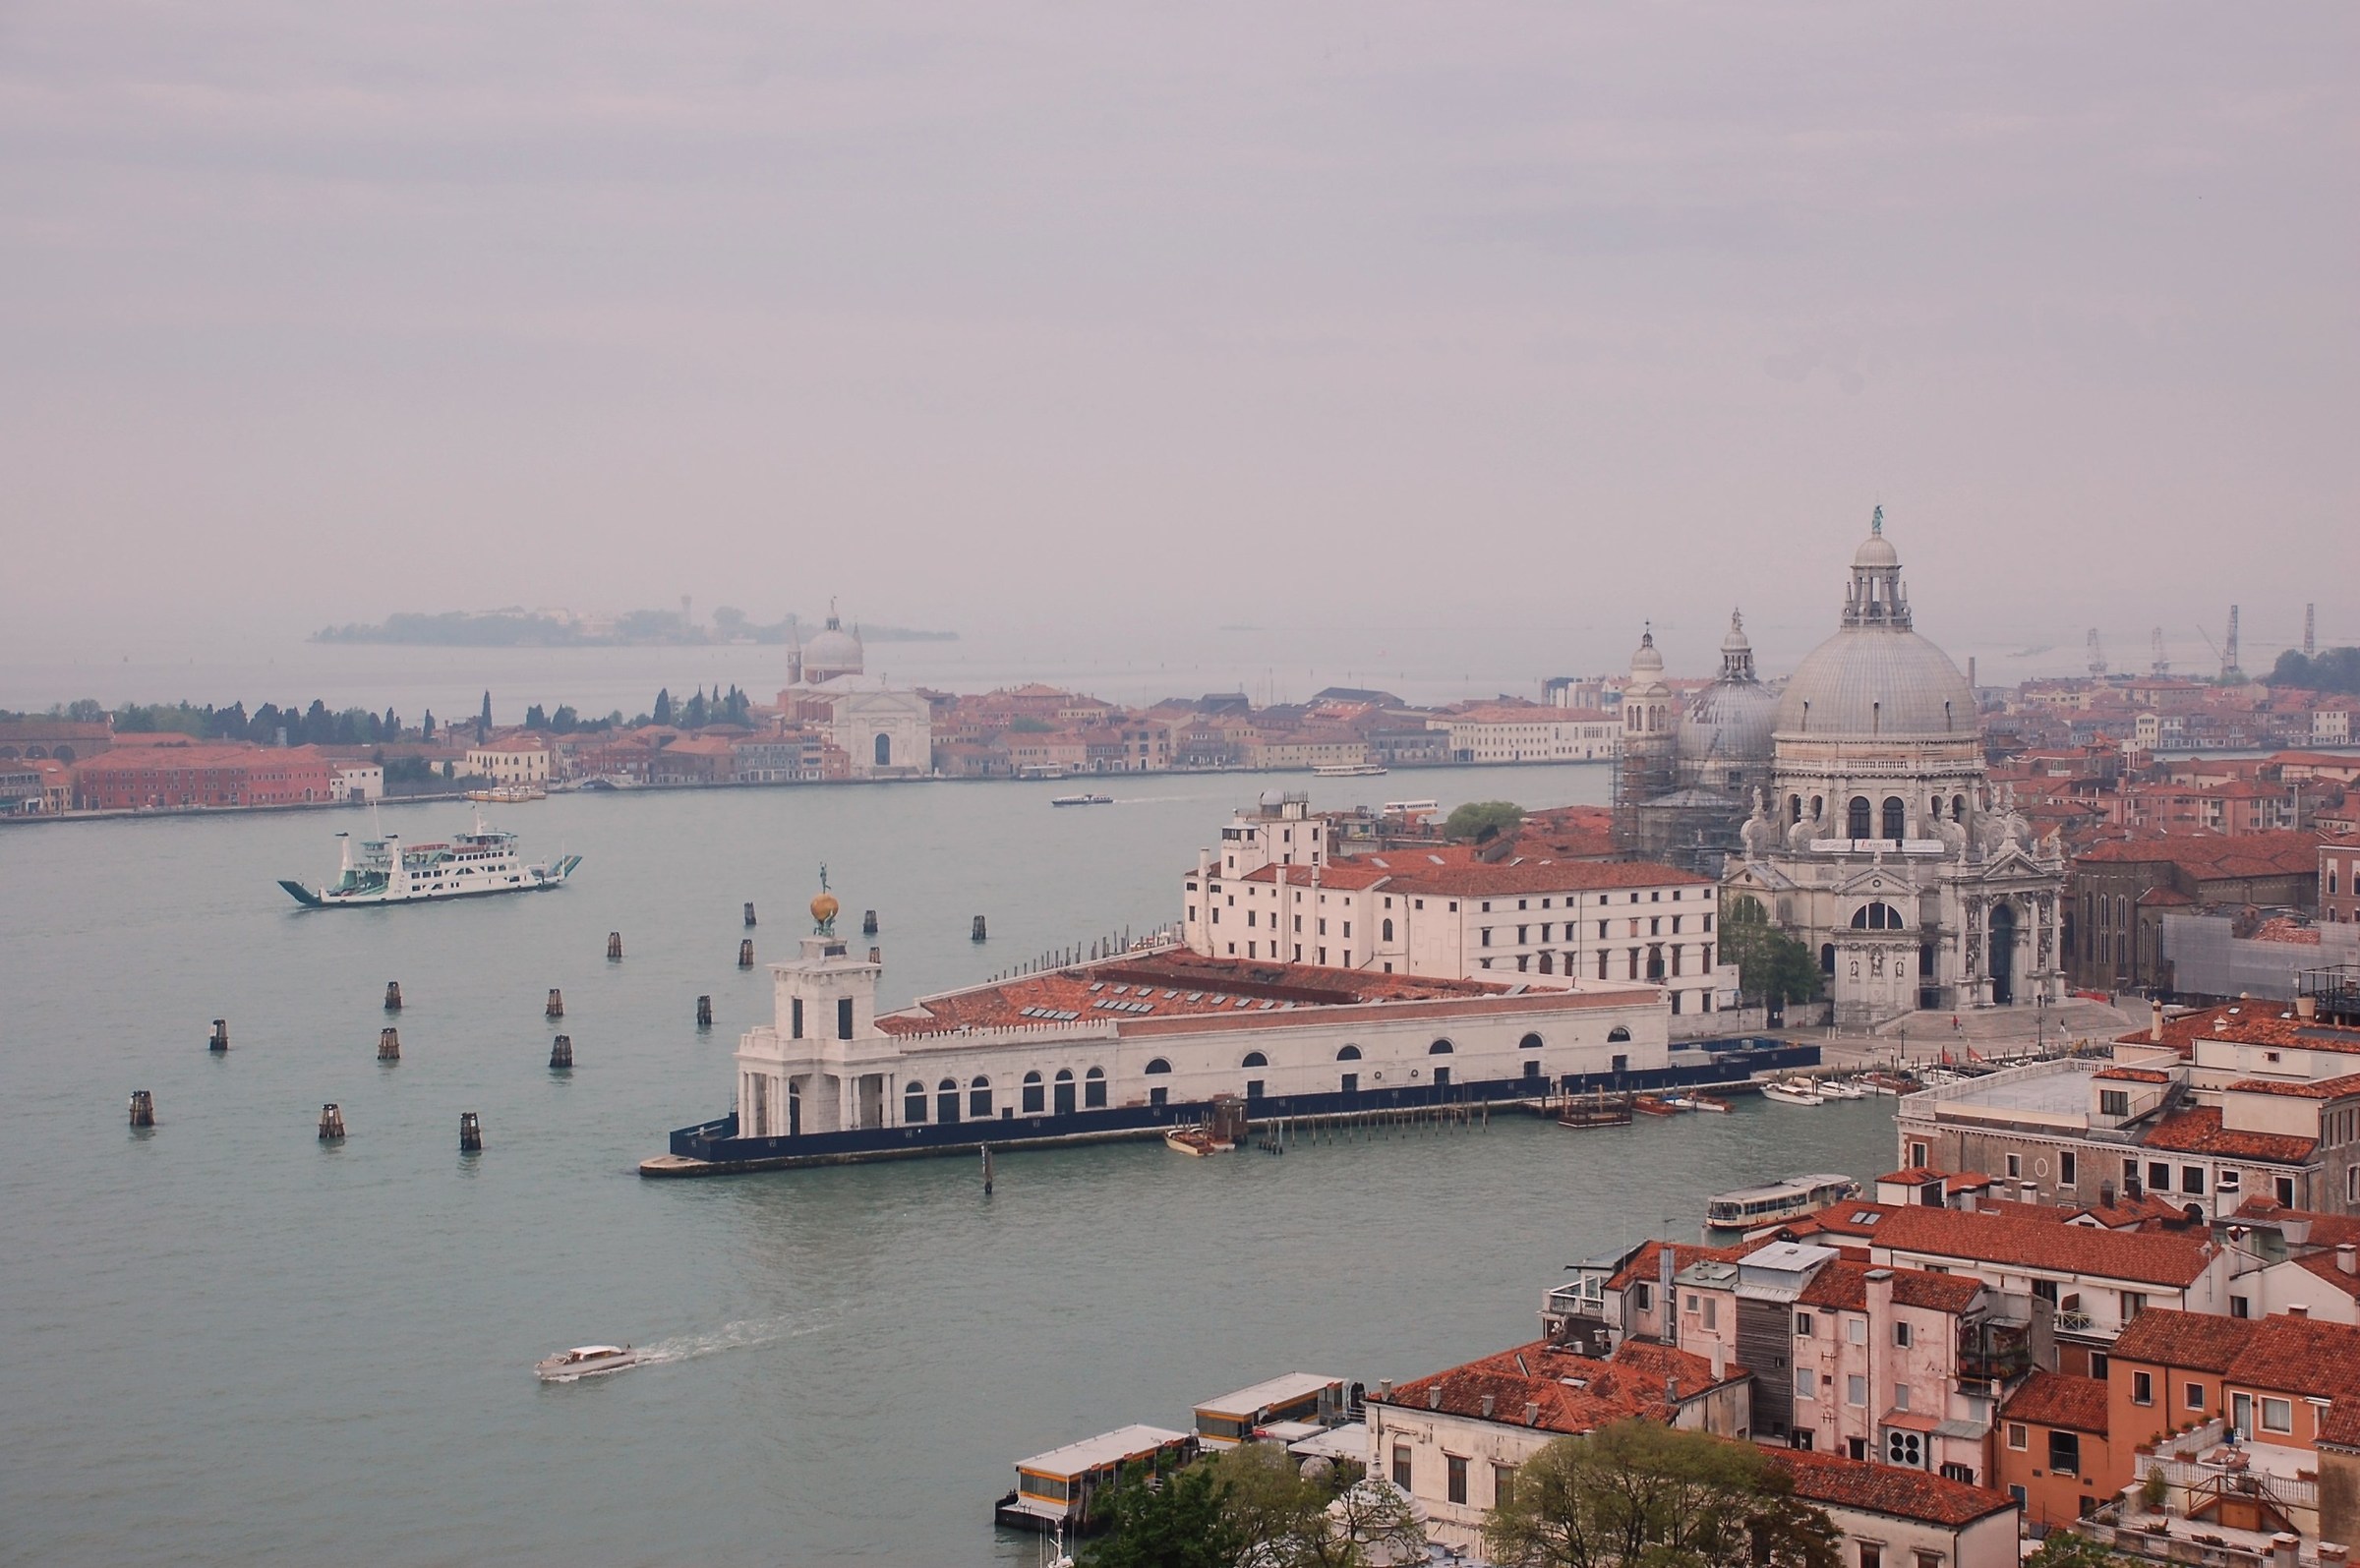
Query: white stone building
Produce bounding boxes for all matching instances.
[464,735,553,784]
[1180,792,1721,1021]
[1430,705,1619,764]
[776,608,932,779]
[1722,514,2067,1026]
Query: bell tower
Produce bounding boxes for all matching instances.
[738,868,888,1138]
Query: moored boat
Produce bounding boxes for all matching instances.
[1310,763,1388,777]
[1704,1173,1860,1230]
[1816,1077,1867,1100]
[1557,1092,1634,1129]
[1632,1094,1684,1117]
[1759,1078,1825,1106]
[534,1344,638,1381]
[279,810,581,907]
[465,784,546,803]
[1689,1093,1734,1113]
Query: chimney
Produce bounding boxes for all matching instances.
[1958,1188,1977,1213]
[1665,1374,1679,1406]
[2100,1180,2117,1208]
[2272,1535,2298,1568]
[1481,1394,1496,1419]
[1378,1378,1392,1402]
[1712,1342,1727,1381]
[1660,1248,1679,1348]
[1428,1384,1444,1410]
[2318,1544,2349,1568]
[1524,1401,1541,1426]
[1866,1269,1896,1338]
[2297,995,2319,1020]
[2152,999,2166,1043]
[2339,1244,2356,1276]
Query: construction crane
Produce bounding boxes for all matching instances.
[2086,628,2108,676]
[2150,627,2169,676]
[2198,606,2247,685]
[2306,604,2317,659]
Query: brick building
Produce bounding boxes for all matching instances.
[74,743,334,809]
[2069,834,2322,992]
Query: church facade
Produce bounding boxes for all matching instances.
[776,608,933,780]
[1719,513,2066,1027]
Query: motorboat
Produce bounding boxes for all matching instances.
[1164,1127,1235,1156]
[1759,1078,1826,1107]
[1311,763,1387,777]
[535,1344,639,1381]
[1689,1093,1734,1113]
[1816,1078,1868,1100]
[1050,793,1115,807]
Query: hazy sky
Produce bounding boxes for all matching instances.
[3,2,2353,680]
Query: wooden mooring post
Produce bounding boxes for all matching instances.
[862,908,878,935]
[549,1034,573,1070]
[606,931,622,961]
[738,939,755,968]
[546,988,564,1018]
[459,1112,483,1153]
[980,1144,994,1194]
[207,1018,229,1053]
[743,901,757,927]
[696,995,713,1027]
[128,1089,155,1128]
[319,1103,345,1141]
[971,915,987,942]
[378,1026,401,1062]
[384,981,403,1011]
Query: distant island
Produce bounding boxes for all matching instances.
[314,607,958,648]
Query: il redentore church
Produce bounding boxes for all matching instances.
[1646,511,2067,1028]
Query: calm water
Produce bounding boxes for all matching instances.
[0,766,1902,1568]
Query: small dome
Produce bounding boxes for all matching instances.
[1682,678,1779,764]
[1852,531,1899,570]
[1629,629,1665,677]
[1721,610,1752,656]
[799,610,864,681]
[810,890,840,928]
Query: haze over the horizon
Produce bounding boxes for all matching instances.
[3,2,2353,683]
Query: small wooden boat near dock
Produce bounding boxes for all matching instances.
[1632,1094,1684,1117]
[1689,1092,1734,1113]
[1556,1091,1634,1130]
[1164,1094,1248,1156]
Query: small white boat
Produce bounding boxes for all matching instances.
[1049,793,1115,807]
[1816,1078,1868,1100]
[1311,763,1387,777]
[1759,1078,1825,1107]
[535,1344,639,1381]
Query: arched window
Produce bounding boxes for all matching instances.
[937,1077,961,1124]
[1054,1068,1074,1081]
[1847,796,1872,840]
[1519,1032,1543,1051]
[52,745,74,764]
[1607,1025,1631,1043]
[1820,943,1836,974]
[1953,793,1968,822]
[873,733,892,767]
[1429,1039,1454,1055]
[1052,1068,1076,1115]
[1381,917,1394,942]
[969,1075,993,1118]
[1810,794,1824,823]
[1881,796,1906,842]
[1645,946,1665,980]
[1022,1071,1045,1114]
[1537,952,1553,974]
[1084,1066,1107,1109]
[1144,1058,1171,1074]
[1789,794,1802,824]
[1242,1051,1268,1069]
[1337,1044,1362,1061]
[1852,902,1904,930]
[903,1081,928,1124]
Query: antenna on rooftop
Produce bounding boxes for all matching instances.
[2150,627,2169,676]
[2086,629,2107,677]
[2221,605,2245,685]
[2304,603,2317,659]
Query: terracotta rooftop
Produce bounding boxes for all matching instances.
[2078,832,2324,879]
[1772,1449,2018,1527]
[2001,1371,2110,1434]
[2142,1108,2317,1164]
[2108,1309,2257,1372]
[1796,1259,1985,1315]
[1379,1337,1735,1436]
[1607,1240,1748,1293]
[2222,1073,2360,1100]
[1867,1205,2215,1288]
[875,950,1616,1037]
[2226,1313,2360,1403]
[2094,1067,2174,1083]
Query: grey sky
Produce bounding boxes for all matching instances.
[2,2,2352,682]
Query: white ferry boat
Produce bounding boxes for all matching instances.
[279,812,582,907]
[1311,762,1387,778]
[1704,1173,1860,1230]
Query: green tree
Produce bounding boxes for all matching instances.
[525,703,549,729]
[1718,896,1822,1006]
[1212,1443,1422,1568]
[1482,1421,1841,1568]
[2024,1532,2143,1568]
[652,688,673,726]
[1446,800,1525,842]
[2270,646,2360,694]
[1083,1459,1241,1568]
[1009,715,1054,732]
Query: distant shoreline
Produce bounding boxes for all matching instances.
[312,610,959,649]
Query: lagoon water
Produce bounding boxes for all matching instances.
[0,765,1901,1568]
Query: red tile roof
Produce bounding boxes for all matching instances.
[1379,1338,1735,1435]
[2108,1308,2256,1372]
[2226,1313,2360,1402]
[2094,1067,2174,1083]
[1796,1260,1985,1314]
[1773,1450,2018,1527]
[1868,1206,2215,1287]
[2001,1371,2110,1434]
[876,952,1513,1035]
[2222,1073,2360,1100]
[2142,1108,2317,1164]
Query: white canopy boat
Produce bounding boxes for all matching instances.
[535,1344,639,1381]
[1758,1078,1826,1106]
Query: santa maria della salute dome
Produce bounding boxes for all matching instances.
[1617,507,2065,1029]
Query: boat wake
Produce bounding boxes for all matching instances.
[632,1313,833,1368]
